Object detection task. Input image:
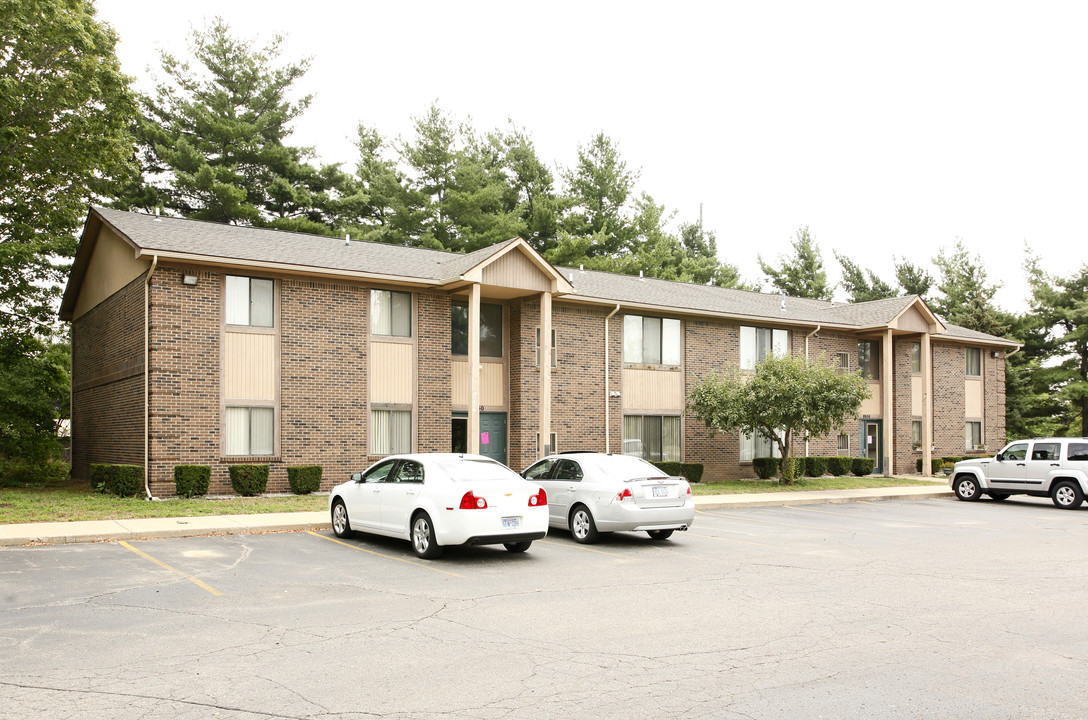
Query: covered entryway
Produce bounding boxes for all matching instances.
[860,420,883,474]
[453,412,507,465]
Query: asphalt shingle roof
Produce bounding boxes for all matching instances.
[84,207,1015,345]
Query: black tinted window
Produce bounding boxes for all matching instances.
[1068,443,1088,461]
[1031,443,1060,461]
[553,460,583,481]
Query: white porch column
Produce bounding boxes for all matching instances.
[468,283,481,454]
[883,329,895,476]
[540,291,552,454]
[922,332,933,476]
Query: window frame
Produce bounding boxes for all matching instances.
[965,421,982,451]
[370,289,413,338]
[623,315,682,367]
[535,326,558,368]
[912,419,923,448]
[371,407,412,456]
[740,429,782,462]
[965,347,982,377]
[740,326,789,371]
[451,301,504,358]
[837,432,850,452]
[225,275,274,328]
[224,405,275,457]
[911,342,921,374]
[858,340,880,380]
[622,414,681,462]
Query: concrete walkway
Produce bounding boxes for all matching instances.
[0,482,953,547]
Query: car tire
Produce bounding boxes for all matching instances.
[988,492,1010,501]
[1051,481,1084,510]
[647,529,674,541]
[570,505,600,544]
[953,475,982,501]
[331,500,351,538]
[411,512,443,558]
[504,541,532,553]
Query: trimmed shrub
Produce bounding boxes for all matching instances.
[826,456,852,476]
[654,462,683,477]
[0,458,69,488]
[229,464,269,496]
[752,457,779,479]
[803,456,827,477]
[287,465,322,495]
[915,457,943,474]
[90,463,143,497]
[852,457,875,476]
[174,465,210,498]
[680,462,704,483]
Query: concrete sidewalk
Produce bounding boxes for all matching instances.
[0,483,953,547]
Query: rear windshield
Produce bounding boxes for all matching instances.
[437,458,518,482]
[582,455,669,480]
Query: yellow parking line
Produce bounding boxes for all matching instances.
[695,510,905,540]
[538,539,633,558]
[117,541,222,596]
[307,531,464,578]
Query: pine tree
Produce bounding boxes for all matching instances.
[758,226,834,300]
[835,252,896,302]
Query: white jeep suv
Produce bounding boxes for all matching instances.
[950,438,1088,509]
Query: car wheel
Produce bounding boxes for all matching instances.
[1051,481,1084,510]
[504,541,532,553]
[570,505,600,544]
[647,529,674,541]
[988,492,1010,501]
[953,475,982,501]
[411,512,444,558]
[331,500,351,538]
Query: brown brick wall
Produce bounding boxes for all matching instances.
[70,275,146,482]
[416,291,452,454]
[985,349,1007,450]
[931,342,966,458]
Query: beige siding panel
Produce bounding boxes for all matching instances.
[73,225,150,320]
[623,368,684,411]
[371,342,414,404]
[911,375,923,416]
[859,381,882,417]
[451,359,504,407]
[481,250,551,292]
[224,332,276,400]
[894,306,930,333]
[965,377,983,417]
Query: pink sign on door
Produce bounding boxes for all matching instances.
[481,432,490,445]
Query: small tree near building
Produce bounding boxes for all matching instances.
[687,354,871,484]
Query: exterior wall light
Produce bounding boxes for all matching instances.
[182,274,198,286]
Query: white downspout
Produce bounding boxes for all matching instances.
[144,255,159,501]
[604,304,621,453]
[804,325,821,457]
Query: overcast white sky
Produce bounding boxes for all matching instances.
[93,0,1088,313]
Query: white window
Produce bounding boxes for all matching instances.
[372,409,411,455]
[624,315,681,366]
[535,327,557,368]
[224,407,274,456]
[225,276,273,327]
[965,421,982,450]
[371,290,412,337]
[837,432,850,452]
[740,429,782,462]
[535,431,557,456]
[965,347,982,377]
[623,415,680,462]
[740,326,788,370]
[911,342,922,374]
[912,420,923,447]
[832,352,850,373]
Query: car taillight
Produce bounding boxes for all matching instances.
[459,491,487,509]
[617,487,633,502]
[686,486,691,495]
[529,488,547,506]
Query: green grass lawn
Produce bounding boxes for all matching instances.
[692,475,942,495]
[0,481,328,525]
[0,474,944,524]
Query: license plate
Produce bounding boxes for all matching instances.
[502,516,520,528]
[652,486,668,497]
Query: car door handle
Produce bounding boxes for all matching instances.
[406,490,417,496]
[371,488,380,493]
[1016,463,1025,466]
[1051,463,1060,466]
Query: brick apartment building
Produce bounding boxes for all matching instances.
[60,207,1018,496]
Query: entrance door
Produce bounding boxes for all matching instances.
[861,420,883,474]
[479,412,508,465]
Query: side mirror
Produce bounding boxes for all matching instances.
[351,472,363,482]
[995,453,1004,462]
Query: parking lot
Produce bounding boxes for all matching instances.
[3,496,1087,719]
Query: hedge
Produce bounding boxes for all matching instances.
[826,456,852,476]
[752,457,779,479]
[803,456,827,477]
[287,465,322,495]
[915,457,944,474]
[229,464,269,496]
[174,465,211,498]
[653,462,704,483]
[852,457,875,476]
[91,463,143,497]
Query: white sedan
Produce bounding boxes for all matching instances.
[329,453,549,558]
[522,452,695,543]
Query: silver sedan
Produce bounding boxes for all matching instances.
[521,452,695,543]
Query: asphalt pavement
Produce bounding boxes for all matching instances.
[0,480,952,547]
